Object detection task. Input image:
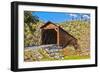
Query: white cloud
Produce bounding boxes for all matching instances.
[82,14,90,19]
[69,13,77,18]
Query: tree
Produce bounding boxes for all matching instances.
[24,11,40,46]
[24,11,39,33]
[24,11,39,24]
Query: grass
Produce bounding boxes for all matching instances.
[40,55,90,61]
[64,55,90,60]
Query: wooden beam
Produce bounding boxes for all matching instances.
[56,28,59,47]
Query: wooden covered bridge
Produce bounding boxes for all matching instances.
[40,21,79,49]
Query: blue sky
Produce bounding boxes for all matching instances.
[32,11,90,23]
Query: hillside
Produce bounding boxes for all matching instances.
[24,20,90,61]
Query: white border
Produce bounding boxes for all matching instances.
[18,5,96,68]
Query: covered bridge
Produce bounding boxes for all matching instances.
[40,21,78,49]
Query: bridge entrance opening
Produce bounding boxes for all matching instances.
[42,29,57,45]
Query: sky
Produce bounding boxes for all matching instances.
[32,11,90,23]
